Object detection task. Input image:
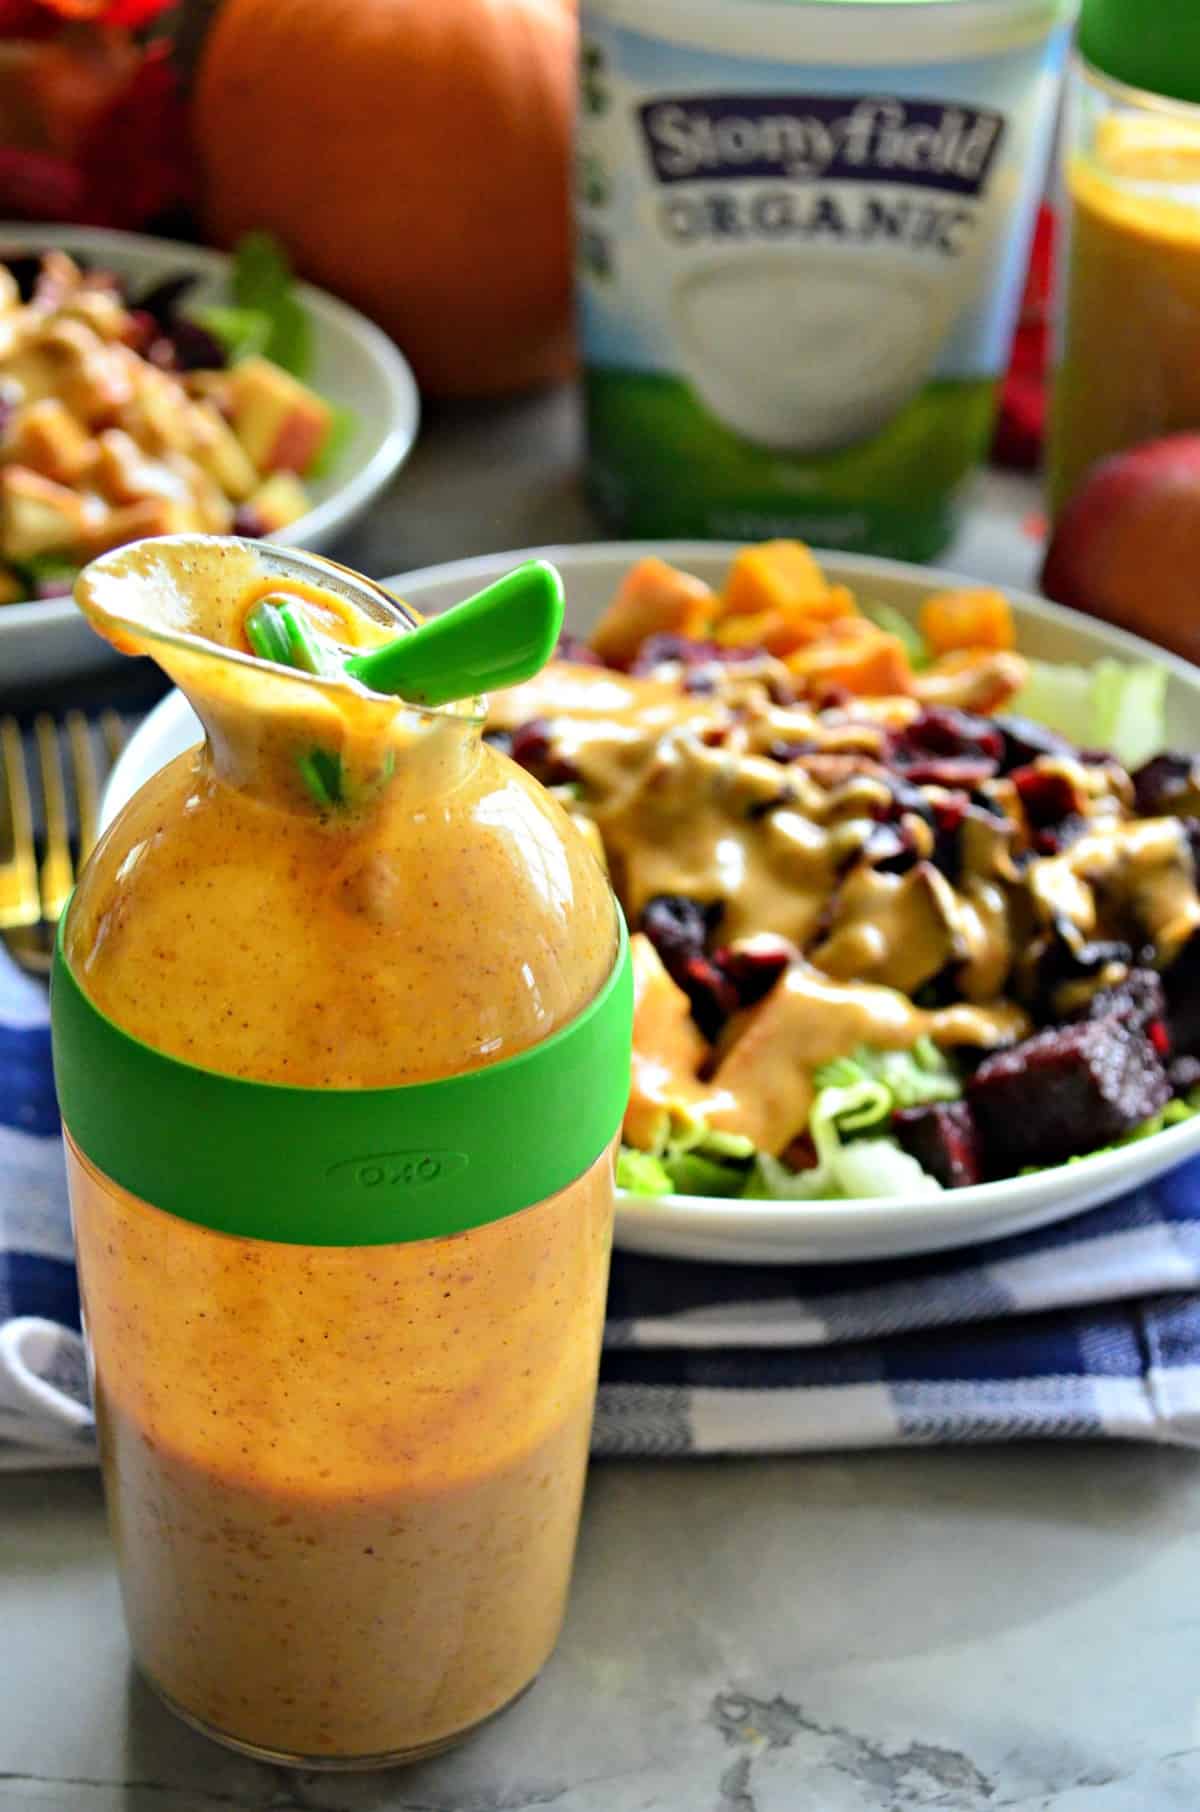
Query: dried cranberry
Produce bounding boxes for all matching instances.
[508,718,579,787]
[1132,752,1200,818]
[1012,764,1082,830]
[232,505,267,538]
[124,307,157,354]
[678,953,741,1040]
[629,634,754,675]
[893,1101,981,1189]
[640,894,718,968]
[901,756,997,789]
[712,938,790,1009]
[993,714,1072,773]
[554,634,605,667]
[1031,815,1087,857]
[894,705,1003,766]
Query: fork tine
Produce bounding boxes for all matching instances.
[34,713,73,924]
[0,716,39,932]
[66,711,101,864]
[100,709,126,767]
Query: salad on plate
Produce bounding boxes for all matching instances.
[483,539,1200,1204]
[0,235,345,609]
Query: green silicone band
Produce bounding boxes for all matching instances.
[52,914,632,1247]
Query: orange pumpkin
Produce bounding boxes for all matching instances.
[193,0,577,398]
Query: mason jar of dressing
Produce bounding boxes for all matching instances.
[577,0,1073,560]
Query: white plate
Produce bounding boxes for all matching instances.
[0,225,420,687]
[100,542,1200,1265]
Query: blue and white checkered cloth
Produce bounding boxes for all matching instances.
[5,947,1200,1467]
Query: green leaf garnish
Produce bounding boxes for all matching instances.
[297,748,344,809]
[189,303,272,364]
[230,232,311,378]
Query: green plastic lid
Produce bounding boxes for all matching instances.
[52,913,632,1248]
[1080,0,1200,106]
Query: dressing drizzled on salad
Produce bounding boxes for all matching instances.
[489,541,1200,1200]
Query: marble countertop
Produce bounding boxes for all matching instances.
[4,388,1199,1812]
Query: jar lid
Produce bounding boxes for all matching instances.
[1081,0,1200,107]
[52,913,632,1247]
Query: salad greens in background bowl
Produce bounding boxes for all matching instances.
[100,543,1200,1265]
[1,225,419,687]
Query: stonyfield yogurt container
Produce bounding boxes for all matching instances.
[577,0,1073,559]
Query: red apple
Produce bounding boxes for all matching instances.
[1041,434,1200,666]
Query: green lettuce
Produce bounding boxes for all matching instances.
[1012,657,1166,769]
[860,599,930,668]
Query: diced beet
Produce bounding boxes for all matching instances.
[508,717,580,787]
[967,1018,1171,1175]
[893,1101,982,1189]
[711,937,791,1010]
[1067,967,1166,1036]
[1162,930,1200,1057]
[1132,752,1200,818]
[993,713,1073,772]
[232,505,267,538]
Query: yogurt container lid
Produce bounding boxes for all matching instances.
[1081,0,1200,108]
[587,0,1075,64]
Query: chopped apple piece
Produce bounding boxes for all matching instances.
[188,400,258,501]
[5,399,96,485]
[589,556,715,665]
[78,495,200,558]
[0,465,91,559]
[244,471,310,532]
[228,357,332,475]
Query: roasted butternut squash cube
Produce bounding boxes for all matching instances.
[721,539,845,619]
[786,627,913,698]
[588,555,715,665]
[229,357,332,475]
[920,587,1015,655]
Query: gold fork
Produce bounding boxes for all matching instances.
[0,711,126,974]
